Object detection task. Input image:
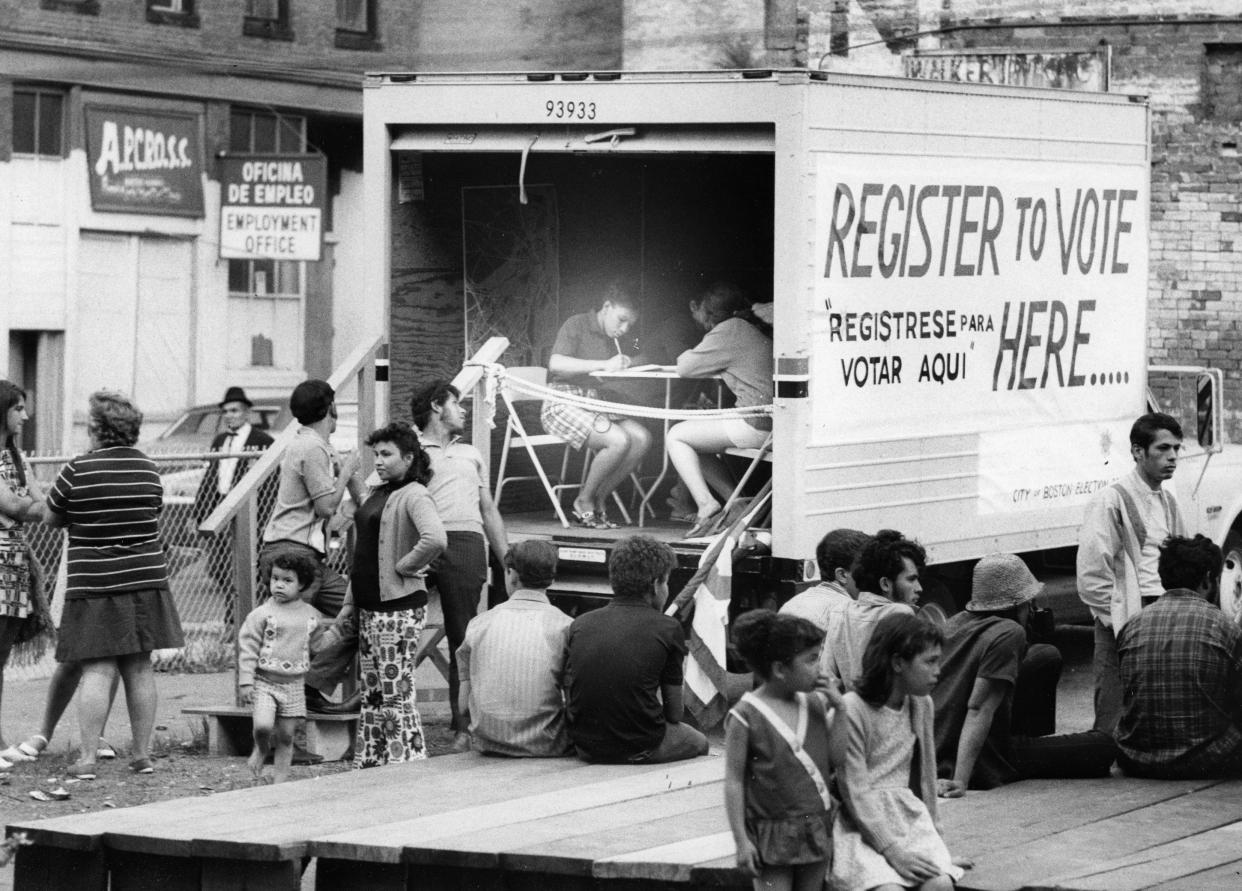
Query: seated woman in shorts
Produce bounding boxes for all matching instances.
[667,282,773,534]
[542,282,652,529]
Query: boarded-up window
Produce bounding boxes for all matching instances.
[1204,44,1242,120]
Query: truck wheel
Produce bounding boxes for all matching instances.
[1222,530,1242,625]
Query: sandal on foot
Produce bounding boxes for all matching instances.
[684,511,722,539]
[0,744,34,763]
[570,510,604,529]
[67,761,97,780]
[129,758,154,775]
[16,735,48,760]
[96,739,117,760]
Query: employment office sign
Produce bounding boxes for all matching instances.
[219,155,326,261]
[84,106,204,216]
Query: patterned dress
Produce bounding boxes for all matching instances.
[0,449,34,621]
[354,606,427,766]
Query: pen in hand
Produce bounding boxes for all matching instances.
[613,337,622,356]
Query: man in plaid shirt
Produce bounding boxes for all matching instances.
[1116,535,1242,778]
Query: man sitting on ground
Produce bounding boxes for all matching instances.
[934,554,1116,795]
[1117,534,1242,779]
[824,529,922,689]
[781,528,870,672]
[564,535,709,764]
[457,540,572,757]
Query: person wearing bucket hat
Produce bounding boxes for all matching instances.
[932,553,1116,794]
[192,387,275,629]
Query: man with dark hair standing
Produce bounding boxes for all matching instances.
[259,379,362,619]
[457,540,571,757]
[781,528,870,671]
[410,380,508,748]
[1117,535,1242,778]
[1077,412,1187,735]
[564,535,708,764]
[823,529,923,689]
[193,387,274,631]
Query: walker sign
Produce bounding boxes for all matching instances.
[219,155,326,261]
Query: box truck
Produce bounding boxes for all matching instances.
[361,69,1242,615]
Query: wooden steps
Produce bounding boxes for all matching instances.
[9,752,1242,891]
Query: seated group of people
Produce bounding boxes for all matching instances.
[541,279,773,536]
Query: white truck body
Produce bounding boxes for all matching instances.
[361,70,1242,584]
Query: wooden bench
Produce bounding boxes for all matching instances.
[181,705,358,761]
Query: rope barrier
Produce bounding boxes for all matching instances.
[469,363,774,425]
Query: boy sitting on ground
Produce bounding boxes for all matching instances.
[238,552,326,784]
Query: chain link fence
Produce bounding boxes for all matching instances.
[13,450,353,681]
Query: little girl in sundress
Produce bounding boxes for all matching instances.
[830,612,965,891]
[724,610,834,891]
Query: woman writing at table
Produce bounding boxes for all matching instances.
[667,282,773,535]
[542,282,652,530]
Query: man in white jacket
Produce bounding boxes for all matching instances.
[1077,412,1187,735]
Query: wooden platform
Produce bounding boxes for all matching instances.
[9,752,1242,891]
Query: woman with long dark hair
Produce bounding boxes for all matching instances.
[0,381,49,767]
[344,422,446,766]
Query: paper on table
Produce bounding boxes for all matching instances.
[625,364,677,373]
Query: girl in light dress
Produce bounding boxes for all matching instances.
[830,612,967,891]
[724,610,835,891]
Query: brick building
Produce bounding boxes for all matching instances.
[0,0,620,451]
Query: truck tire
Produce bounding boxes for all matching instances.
[1222,530,1242,624]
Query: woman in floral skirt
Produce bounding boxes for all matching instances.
[341,422,445,766]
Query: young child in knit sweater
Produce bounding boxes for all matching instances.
[238,552,326,784]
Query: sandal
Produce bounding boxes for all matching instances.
[16,734,48,760]
[570,510,605,529]
[684,511,722,539]
[129,758,154,775]
[67,761,97,780]
[96,738,117,760]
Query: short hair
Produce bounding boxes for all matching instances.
[88,390,143,447]
[271,551,317,591]
[816,528,870,582]
[1158,534,1222,593]
[600,279,640,312]
[410,380,460,431]
[854,612,944,706]
[609,535,677,600]
[290,379,334,426]
[365,422,432,486]
[1131,412,1183,450]
[694,281,750,328]
[852,529,926,600]
[505,540,559,589]
[730,609,824,681]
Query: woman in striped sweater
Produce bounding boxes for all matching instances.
[44,391,184,778]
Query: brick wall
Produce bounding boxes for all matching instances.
[930,9,1242,437]
[0,0,622,74]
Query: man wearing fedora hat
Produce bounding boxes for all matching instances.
[192,387,275,630]
[933,553,1116,794]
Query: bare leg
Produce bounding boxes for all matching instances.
[0,618,23,750]
[593,422,652,513]
[33,663,117,747]
[76,658,119,769]
[116,652,156,761]
[271,716,298,783]
[248,694,277,782]
[666,420,737,520]
[575,425,632,516]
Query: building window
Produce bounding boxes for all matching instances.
[243,0,293,41]
[1204,44,1242,121]
[147,0,200,27]
[13,89,65,158]
[335,0,380,50]
[227,261,305,370]
[227,108,308,371]
[39,0,99,13]
[229,108,306,154]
